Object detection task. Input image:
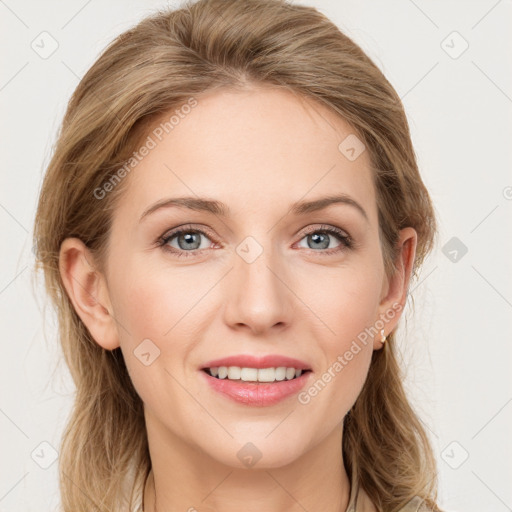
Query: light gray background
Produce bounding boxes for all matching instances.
[1,1,511,511]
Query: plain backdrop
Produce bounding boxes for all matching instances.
[1,1,511,511]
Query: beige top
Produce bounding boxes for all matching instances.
[347,467,431,512]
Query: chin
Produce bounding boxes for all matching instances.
[199,432,310,470]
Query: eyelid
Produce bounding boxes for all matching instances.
[158,222,354,257]
[160,223,216,241]
[158,224,219,256]
[300,223,349,237]
[295,224,353,252]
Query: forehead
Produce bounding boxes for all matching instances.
[114,85,377,225]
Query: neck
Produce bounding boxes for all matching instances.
[142,414,350,512]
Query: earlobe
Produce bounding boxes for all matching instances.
[58,238,120,350]
[375,227,418,346]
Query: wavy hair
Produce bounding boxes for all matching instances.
[33,0,440,510]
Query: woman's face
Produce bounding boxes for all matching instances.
[64,85,415,469]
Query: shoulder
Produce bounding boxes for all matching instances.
[397,496,434,512]
[349,469,436,512]
[355,486,434,512]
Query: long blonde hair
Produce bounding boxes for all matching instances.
[33,0,440,510]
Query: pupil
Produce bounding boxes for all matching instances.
[179,232,200,250]
[309,233,329,249]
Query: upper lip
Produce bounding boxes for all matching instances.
[201,354,311,370]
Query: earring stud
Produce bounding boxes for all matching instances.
[380,329,387,343]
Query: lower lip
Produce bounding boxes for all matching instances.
[200,370,312,406]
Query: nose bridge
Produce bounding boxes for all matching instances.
[223,233,292,332]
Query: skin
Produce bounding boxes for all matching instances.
[59,85,417,512]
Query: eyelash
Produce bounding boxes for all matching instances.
[157,223,354,258]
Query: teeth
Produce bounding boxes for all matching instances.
[207,366,304,382]
[227,366,241,380]
[285,367,295,380]
[275,367,286,381]
[240,367,258,381]
[258,368,277,382]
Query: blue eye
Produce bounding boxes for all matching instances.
[158,223,353,258]
[296,225,353,254]
[159,225,215,258]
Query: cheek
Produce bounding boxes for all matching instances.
[109,253,198,341]
[108,255,214,377]
[297,258,383,343]
[108,263,199,416]
[296,258,382,404]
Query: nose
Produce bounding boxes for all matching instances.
[222,236,294,336]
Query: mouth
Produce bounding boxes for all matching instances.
[200,366,313,406]
[199,354,313,406]
[202,366,312,383]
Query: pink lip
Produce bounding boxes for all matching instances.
[199,370,312,407]
[201,354,311,370]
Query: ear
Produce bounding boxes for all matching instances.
[374,227,417,349]
[58,237,120,350]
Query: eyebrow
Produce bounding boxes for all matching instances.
[139,194,369,223]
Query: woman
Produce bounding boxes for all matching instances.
[33,0,442,510]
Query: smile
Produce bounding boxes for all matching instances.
[204,366,308,382]
[200,367,313,406]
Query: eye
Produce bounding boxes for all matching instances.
[295,225,353,255]
[158,225,217,258]
[157,223,353,259]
